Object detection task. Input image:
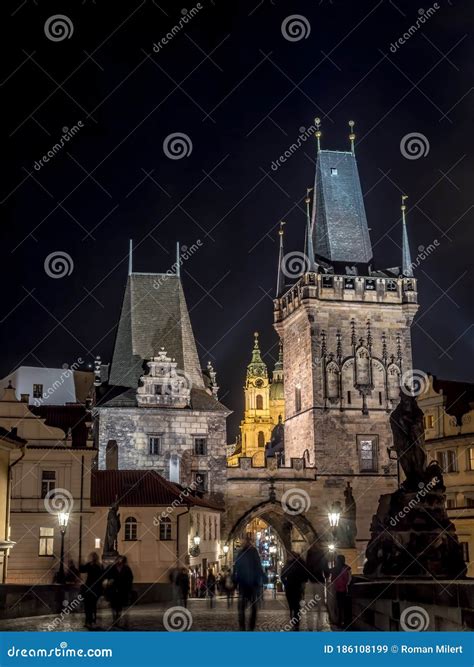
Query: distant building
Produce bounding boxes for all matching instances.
[0,426,25,582]
[228,333,284,466]
[419,374,474,576]
[91,469,223,584]
[0,366,94,407]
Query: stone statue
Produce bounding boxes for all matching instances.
[103,501,121,556]
[342,482,357,548]
[389,391,427,490]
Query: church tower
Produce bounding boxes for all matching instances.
[274,121,419,475]
[228,333,285,466]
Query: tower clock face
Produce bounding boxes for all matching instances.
[255,379,264,388]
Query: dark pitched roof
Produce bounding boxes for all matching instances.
[0,427,27,446]
[109,274,204,390]
[31,404,91,448]
[91,469,224,509]
[96,384,229,413]
[311,150,373,266]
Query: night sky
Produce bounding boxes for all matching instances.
[3,0,473,439]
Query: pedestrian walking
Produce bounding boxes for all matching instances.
[176,567,190,608]
[223,568,235,608]
[281,551,307,631]
[331,555,352,628]
[233,535,264,631]
[108,556,134,627]
[305,543,330,631]
[207,568,216,608]
[79,552,104,629]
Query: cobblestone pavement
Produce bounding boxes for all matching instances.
[0,594,334,632]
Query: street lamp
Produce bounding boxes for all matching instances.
[327,502,341,528]
[193,534,201,546]
[57,511,70,584]
[223,544,229,555]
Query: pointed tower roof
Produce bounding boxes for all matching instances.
[401,195,413,277]
[109,273,204,390]
[246,332,268,380]
[276,222,286,297]
[311,143,373,267]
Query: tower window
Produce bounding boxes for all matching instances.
[378,392,383,406]
[461,542,470,563]
[41,471,56,499]
[468,447,474,471]
[330,168,338,175]
[295,386,302,413]
[257,431,265,447]
[148,436,161,455]
[39,527,54,556]
[256,394,263,410]
[193,472,207,493]
[446,450,457,473]
[124,517,138,541]
[194,437,207,456]
[347,391,352,405]
[423,415,435,429]
[358,436,378,472]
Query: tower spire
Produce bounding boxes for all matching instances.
[314,117,322,152]
[349,120,355,154]
[401,194,413,277]
[276,221,286,297]
[305,187,316,272]
[176,241,181,278]
[128,239,133,276]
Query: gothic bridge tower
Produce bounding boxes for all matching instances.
[274,121,419,477]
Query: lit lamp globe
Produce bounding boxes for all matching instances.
[223,544,229,555]
[58,511,70,532]
[193,534,201,546]
[328,502,341,528]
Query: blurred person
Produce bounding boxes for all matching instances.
[224,568,235,608]
[331,554,352,628]
[233,536,264,631]
[79,552,104,629]
[281,551,307,631]
[176,567,190,608]
[109,556,134,627]
[305,543,330,631]
[207,568,216,608]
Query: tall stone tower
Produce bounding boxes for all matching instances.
[274,122,419,478]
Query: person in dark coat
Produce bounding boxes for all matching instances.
[108,556,134,626]
[79,552,104,629]
[207,568,217,608]
[233,535,264,631]
[281,551,308,630]
[176,567,190,608]
[305,544,330,630]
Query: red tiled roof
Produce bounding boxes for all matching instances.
[91,469,223,510]
[31,404,91,447]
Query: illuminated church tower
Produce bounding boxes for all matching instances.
[274,120,419,474]
[228,333,285,466]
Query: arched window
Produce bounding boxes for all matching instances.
[105,440,118,470]
[256,394,263,410]
[257,431,265,447]
[124,517,137,541]
[159,517,171,541]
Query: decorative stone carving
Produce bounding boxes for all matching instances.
[136,348,191,408]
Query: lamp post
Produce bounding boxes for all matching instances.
[327,500,342,547]
[57,511,70,584]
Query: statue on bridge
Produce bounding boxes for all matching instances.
[265,415,284,466]
[103,500,121,558]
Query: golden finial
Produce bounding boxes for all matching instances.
[305,187,313,205]
[349,120,355,154]
[401,194,408,223]
[278,220,286,236]
[314,117,322,151]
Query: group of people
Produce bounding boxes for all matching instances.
[170,567,236,608]
[233,536,352,631]
[68,552,134,629]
